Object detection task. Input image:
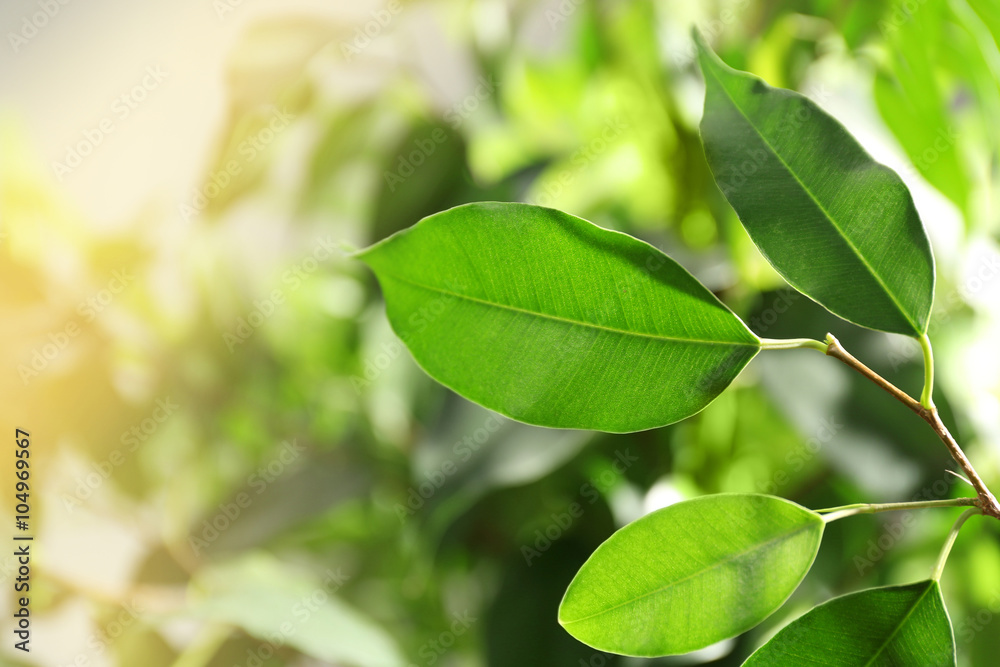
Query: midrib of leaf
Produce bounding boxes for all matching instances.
[704,65,921,334]
[862,584,936,666]
[381,272,759,348]
[560,521,818,625]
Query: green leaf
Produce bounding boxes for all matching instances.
[558,494,824,656]
[356,202,759,432]
[695,33,935,337]
[743,580,956,666]
[873,25,971,218]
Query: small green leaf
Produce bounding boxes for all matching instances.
[695,33,935,337]
[744,580,956,666]
[558,494,824,656]
[356,202,759,432]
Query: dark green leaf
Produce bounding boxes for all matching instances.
[356,202,759,432]
[744,580,956,666]
[558,494,824,656]
[695,33,935,337]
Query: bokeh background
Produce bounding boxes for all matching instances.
[2,0,1000,665]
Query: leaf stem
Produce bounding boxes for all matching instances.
[818,498,979,524]
[759,337,829,352]
[822,333,919,409]
[932,508,980,581]
[919,333,935,409]
[822,333,1000,520]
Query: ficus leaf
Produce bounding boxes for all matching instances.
[356,202,759,432]
[558,494,824,656]
[743,580,956,666]
[695,32,935,337]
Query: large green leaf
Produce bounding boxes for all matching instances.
[695,33,935,337]
[744,580,956,666]
[356,202,759,432]
[558,494,824,656]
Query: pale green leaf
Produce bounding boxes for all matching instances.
[187,555,405,667]
[696,33,935,336]
[558,494,824,656]
[744,580,956,666]
[356,202,759,432]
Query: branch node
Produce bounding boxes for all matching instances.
[822,333,1000,521]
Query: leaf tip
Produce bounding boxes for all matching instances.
[690,26,708,52]
[690,27,720,70]
[338,240,362,257]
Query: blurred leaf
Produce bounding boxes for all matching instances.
[874,0,972,218]
[299,105,381,216]
[838,0,895,48]
[197,104,296,217]
[223,18,336,115]
[112,625,176,667]
[196,18,341,218]
[356,202,759,432]
[969,0,1000,51]
[412,400,592,536]
[370,123,470,243]
[190,449,369,556]
[189,555,405,667]
[487,541,623,667]
[696,33,935,337]
[558,494,824,656]
[744,580,956,665]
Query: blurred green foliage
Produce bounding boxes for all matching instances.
[3,0,1000,665]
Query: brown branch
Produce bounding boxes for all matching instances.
[824,334,1000,519]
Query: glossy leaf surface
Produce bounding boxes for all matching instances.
[558,494,824,656]
[696,34,935,336]
[357,202,759,432]
[744,580,956,666]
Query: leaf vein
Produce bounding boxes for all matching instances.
[560,521,817,626]
[381,273,759,348]
[704,64,920,333]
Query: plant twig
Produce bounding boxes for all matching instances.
[932,508,981,581]
[817,497,978,523]
[823,334,1000,519]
